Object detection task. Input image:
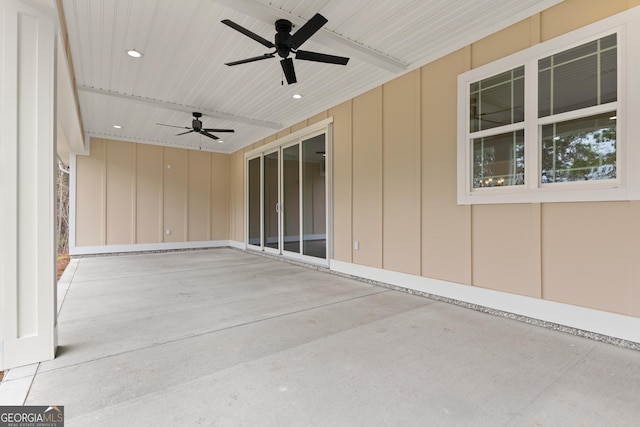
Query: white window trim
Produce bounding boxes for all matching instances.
[457,7,640,205]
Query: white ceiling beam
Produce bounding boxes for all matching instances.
[78,86,282,130]
[214,0,407,74]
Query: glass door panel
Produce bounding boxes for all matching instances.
[282,144,300,253]
[263,151,279,250]
[246,128,329,265]
[247,157,261,247]
[302,135,326,259]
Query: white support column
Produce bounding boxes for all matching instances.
[0,0,58,370]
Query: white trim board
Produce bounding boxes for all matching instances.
[69,240,230,256]
[330,259,640,345]
[244,117,333,159]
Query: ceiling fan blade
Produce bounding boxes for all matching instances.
[176,130,195,136]
[203,128,235,133]
[199,130,219,140]
[221,19,275,49]
[288,13,328,50]
[225,53,275,66]
[295,49,350,65]
[157,123,190,130]
[280,58,297,84]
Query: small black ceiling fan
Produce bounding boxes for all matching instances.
[156,112,234,140]
[221,13,350,84]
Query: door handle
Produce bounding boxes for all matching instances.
[276,203,281,213]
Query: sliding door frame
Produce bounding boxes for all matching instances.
[246,154,263,252]
[244,118,333,267]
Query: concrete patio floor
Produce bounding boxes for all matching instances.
[1,248,639,426]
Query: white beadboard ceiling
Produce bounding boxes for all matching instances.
[62,0,563,153]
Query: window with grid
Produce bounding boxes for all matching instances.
[470,66,525,188]
[538,34,617,184]
[456,9,640,205]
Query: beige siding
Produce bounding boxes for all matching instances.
[472,204,542,297]
[421,50,472,285]
[276,129,291,139]
[136,144,163,244]
[330,100,353,263]
[382,71,421,275]
[542,203,633,315]
[163,147,188,242]
[290,120,308,133]
[188,151,211,241]
[230,150,244,242]
[211,153,229,240]
[228,151,237,242]
[75,139,106,246]
[352,87,383,268]
[75,138,229,248]
[471,18,535,68]
[540,0,628,41]
[308,111,328,125]
[105,140,135,244]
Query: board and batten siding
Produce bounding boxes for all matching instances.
[75,138,229,247]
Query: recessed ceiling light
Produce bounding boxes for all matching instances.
[113,125,122,129]
[127,49,142,58]
[218,140,224,143]
[292,94,302,99]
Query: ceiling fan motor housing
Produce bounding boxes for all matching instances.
[192,112,203,131]
[275,19,293,58]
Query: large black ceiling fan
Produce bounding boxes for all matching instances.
[221,13,350,84]
[156,112,234,140]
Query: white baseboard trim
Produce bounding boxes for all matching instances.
[69,240,231,256]
[330,259,640,345]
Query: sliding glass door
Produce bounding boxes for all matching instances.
[282,144,300,254]
[263,150,279,253]
[246,128,328,264]
[301,134,326,259]
[247,156,261,248]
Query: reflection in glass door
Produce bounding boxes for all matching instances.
[302,135,326,259]
[264,151,279,251]
[282,144,300,253]
[247,157,261,247]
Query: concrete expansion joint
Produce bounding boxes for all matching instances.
[27,286,390,380]
[234,248,640,352]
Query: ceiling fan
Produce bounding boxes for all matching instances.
[156,112,234,140]
[221,13,350,84]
